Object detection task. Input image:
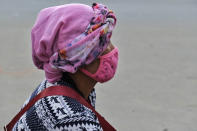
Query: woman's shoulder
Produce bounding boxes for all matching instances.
[14,94,102,130]
[44,95,102,130]
[13,79,101,130]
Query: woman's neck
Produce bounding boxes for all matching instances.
[68,70,97,100]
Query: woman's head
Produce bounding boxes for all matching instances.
[31,3,117,83]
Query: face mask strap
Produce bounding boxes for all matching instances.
[99,46,118,58]
[80,68,96,78]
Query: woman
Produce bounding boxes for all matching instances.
[6,3,118,131]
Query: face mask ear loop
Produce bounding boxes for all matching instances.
[80,68,94,77]
[99,47,118,58]
[80,54,103,76]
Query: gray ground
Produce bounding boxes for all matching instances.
[0,0,197,130]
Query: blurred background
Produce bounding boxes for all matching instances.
[0,0,197,130]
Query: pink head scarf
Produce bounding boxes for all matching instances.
[31,3,116,83]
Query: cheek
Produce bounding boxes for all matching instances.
[82,58,100,74]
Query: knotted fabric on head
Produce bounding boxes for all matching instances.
[31,3,117,83]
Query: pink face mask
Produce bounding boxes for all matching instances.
[81,47,119,83]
